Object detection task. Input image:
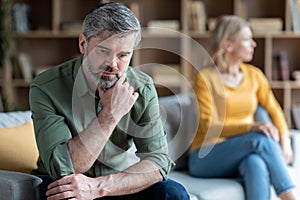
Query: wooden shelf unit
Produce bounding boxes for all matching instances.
[2,0,300,128]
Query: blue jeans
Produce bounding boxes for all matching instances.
[40,177,189,200]
[188,106,295,200]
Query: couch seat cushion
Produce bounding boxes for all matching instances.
[169,171,245,200]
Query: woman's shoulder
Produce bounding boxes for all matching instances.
[241,63,264,75]
[241,63,268,83]
[199,66,218,77]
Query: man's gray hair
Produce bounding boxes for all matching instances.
[82,2,141,47]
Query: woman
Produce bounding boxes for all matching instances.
[189,15,298,200]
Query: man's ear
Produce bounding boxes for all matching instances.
[79,33,86,54]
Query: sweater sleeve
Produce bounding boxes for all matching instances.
[255,70,290,137]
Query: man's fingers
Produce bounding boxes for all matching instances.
[116,72,126,85]
[48,175,72,189]
[130,92,139,105]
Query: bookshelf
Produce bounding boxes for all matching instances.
[2,0,300,128]
[181,0,300,128]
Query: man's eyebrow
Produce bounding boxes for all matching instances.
[96,44,110,50]
[120,51,132,54]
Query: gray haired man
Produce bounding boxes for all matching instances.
[30,2,189,200]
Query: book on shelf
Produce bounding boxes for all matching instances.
[151,64,181,87]
[139,64,181,86]
[11,52,33,82]
[273,51,290,81]
[147,20,180,34]
[207,18,217,31]
[188,1,206,33]
[61,21,82,33]
[292,103,300,129]
[17,53,33,82]
[11,3,31,33]
[292,70,300,81]
[248,18,283,33]
[289,0,300,33]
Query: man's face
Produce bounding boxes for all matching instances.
[81,33,136,90]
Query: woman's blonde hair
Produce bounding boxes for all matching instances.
[210,15,249,69]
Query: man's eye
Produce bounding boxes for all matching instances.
[119,54,127,58]
[96,49,109,55]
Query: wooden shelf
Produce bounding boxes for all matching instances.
[12,30,81,38]
[2,0,300,128]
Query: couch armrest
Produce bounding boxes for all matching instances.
[0,170,42,200]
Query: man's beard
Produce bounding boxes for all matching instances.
[98,73,119,90]
[84,60,120,90]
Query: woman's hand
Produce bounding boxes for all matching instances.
[251,123,293,164]
[250,122,279,142]
[281,135,294,164]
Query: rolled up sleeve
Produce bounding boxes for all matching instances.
[131,83,175,179]
[30,85,75,180]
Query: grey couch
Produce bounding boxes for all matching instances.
[159,93,300,200]
[0,93,299,200]
[0,110,42,200]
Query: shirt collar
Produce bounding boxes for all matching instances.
[73,56,94,98]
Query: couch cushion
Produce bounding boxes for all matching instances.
[159,93,198,170]
[169,171,245,200]
[0,121,39,173]
[0,110,32,128]
[0,170,42,200]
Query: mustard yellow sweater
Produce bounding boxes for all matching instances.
[190,64,289,152]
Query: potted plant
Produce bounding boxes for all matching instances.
[0,0,14,111]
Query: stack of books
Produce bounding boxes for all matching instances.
[147,20,180,34]
[11,3,31,33]
[249,18,283,34]
[143,64,183,87]
[272,51,290,81]
[187,1,206,33]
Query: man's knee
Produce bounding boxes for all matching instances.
[149,179,190,200]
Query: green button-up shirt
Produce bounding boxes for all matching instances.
[30,56,174,180]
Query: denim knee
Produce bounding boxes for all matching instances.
[238,154,269,178]
[239,154,271,200]
[152,179,190,200]
[247,132,281,153]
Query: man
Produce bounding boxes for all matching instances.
[29,2,189,200]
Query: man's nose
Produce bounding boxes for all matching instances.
[105,55,118,68]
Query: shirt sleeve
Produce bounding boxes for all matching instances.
[132,83,175,179]
[29,85,75,180]
[256,70,290,137]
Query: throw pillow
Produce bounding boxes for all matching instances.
[0,121,39,173]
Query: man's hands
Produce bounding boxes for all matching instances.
[45,160,162,200]
[68,74,139,174]
[46,174,100,200]
[98,73,139,123]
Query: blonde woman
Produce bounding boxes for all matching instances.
[189,15,298,200]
